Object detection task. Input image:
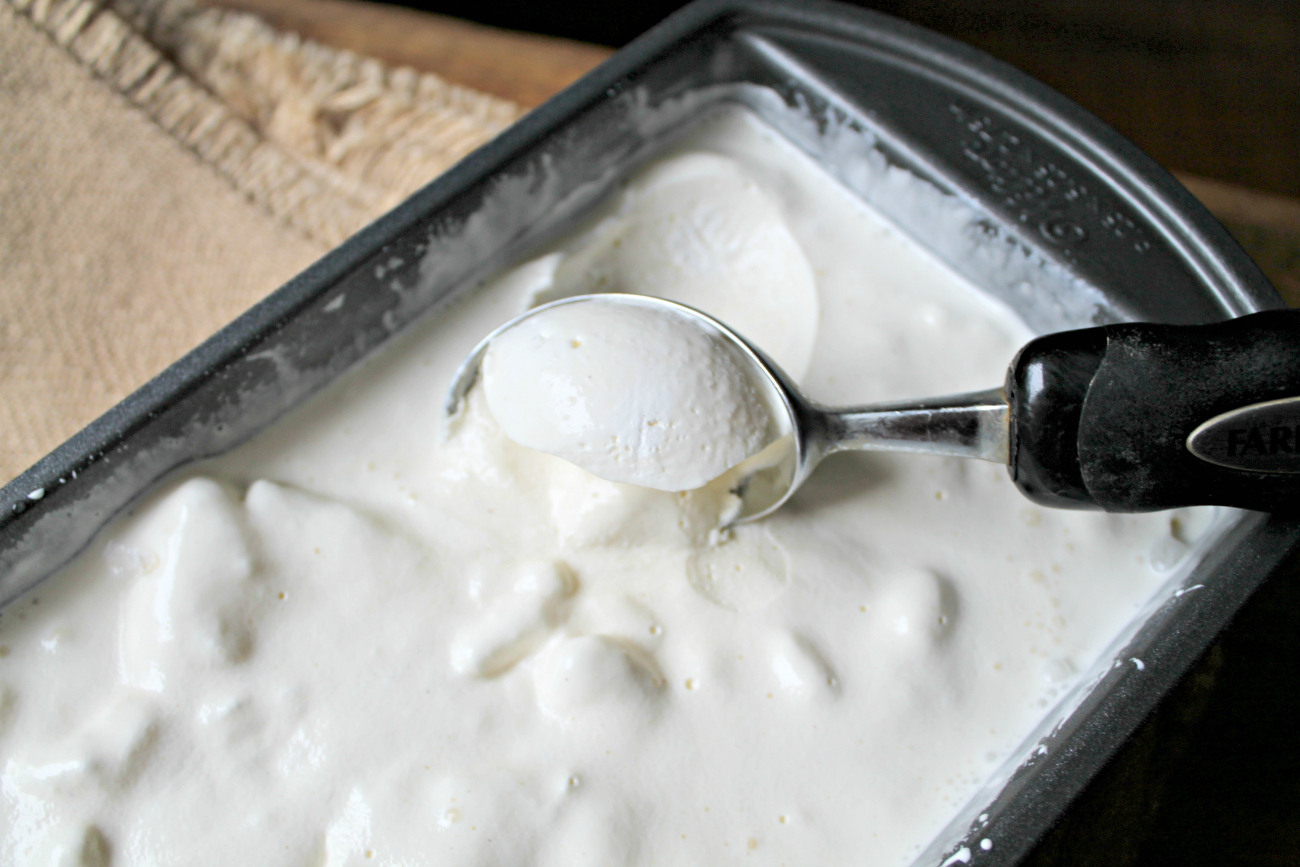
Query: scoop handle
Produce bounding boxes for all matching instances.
[1006,309,1300,512]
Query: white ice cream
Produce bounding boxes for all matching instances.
[0,106,1215,866]
[533,151,820,381]
[481,299,784,491]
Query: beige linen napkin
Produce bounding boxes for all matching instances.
[1,0,519,482]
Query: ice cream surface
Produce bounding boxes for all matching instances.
[480,298,784,492]
[0,106,1215,866]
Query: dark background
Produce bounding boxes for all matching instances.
[379,0,1300,200]
[380,2,1300,864]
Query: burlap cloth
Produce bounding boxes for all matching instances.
[1,0,521,481]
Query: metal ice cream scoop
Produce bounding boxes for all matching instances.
[447,294,1300,522]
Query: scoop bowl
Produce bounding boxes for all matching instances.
[445,294,1009,524]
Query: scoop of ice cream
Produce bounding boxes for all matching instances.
[481,300,784,492]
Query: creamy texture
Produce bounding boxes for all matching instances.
[0,107,1215,866]
[481,299,783,491]
[532,151,820,381]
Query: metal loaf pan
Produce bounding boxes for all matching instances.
[2,0,1295,863]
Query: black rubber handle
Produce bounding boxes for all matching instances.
[1006,309,1300,512]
